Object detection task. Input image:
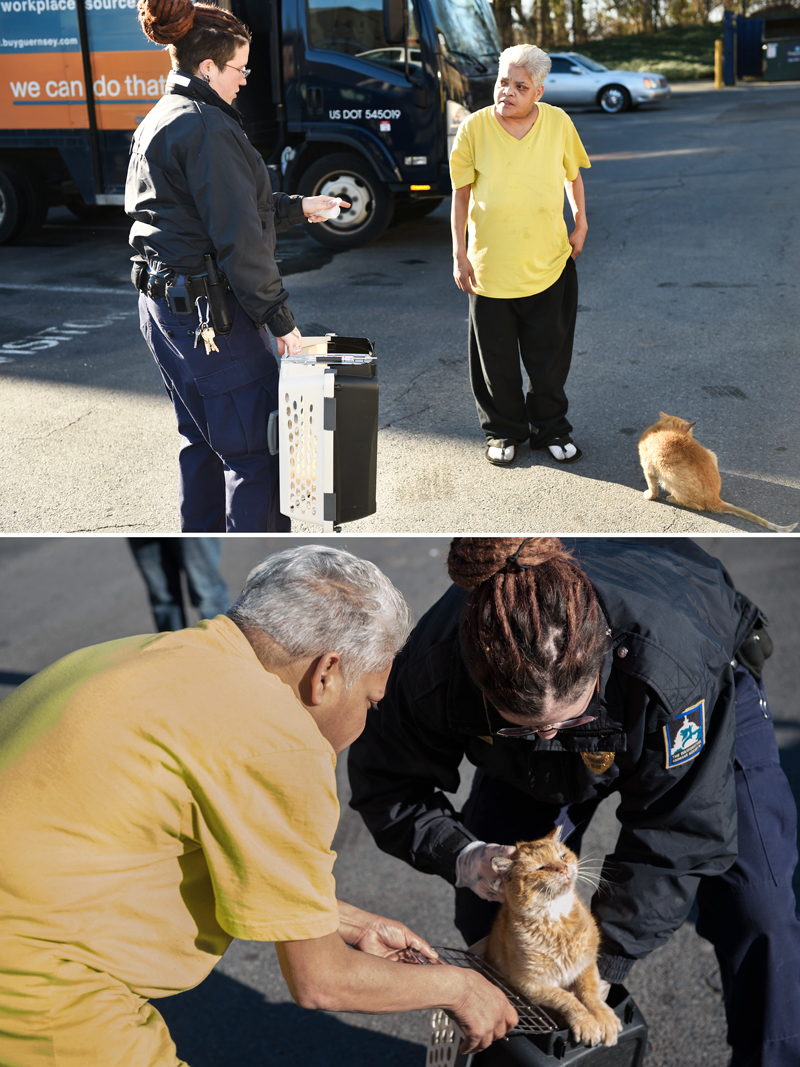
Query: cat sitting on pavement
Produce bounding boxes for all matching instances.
[638,411,797,533]
[484,828,622,1048]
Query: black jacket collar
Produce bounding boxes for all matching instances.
[166,69,245,128]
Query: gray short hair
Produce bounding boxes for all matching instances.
[498,44,551,88]
[228,545,412,680]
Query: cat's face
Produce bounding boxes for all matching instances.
[492,830,579,906]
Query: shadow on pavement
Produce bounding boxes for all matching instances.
[158,970,426,1066]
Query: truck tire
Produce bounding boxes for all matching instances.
[0,164,48,244]
[299,153,394,249]
[0,166,24,244]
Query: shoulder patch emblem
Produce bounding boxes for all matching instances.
[663,700,705,769]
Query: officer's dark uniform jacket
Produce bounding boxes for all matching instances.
[126,70,304,336]
[348,539,761,983]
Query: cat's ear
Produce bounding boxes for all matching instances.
[491,856,515,878]
[545,825,564,843]
[658,410,669,421]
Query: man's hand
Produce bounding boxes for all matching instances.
[455,841,516,902]
[448,968,519,1055]
[569,223,588,259]
[338,900,438,962]
[597,978,611,1002]
[302,196,352,223]
[277,327,303,356]
[453,253,477,294]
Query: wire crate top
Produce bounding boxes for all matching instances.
[411,946,559,1035]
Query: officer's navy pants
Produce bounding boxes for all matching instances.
[139,292,290,533]
[455,668,800,1067]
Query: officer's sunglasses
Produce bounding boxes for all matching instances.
[226,64,251,78]
[483,676,600,738]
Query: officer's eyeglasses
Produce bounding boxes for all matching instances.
[226,64,251,78]
[483,676,600,738]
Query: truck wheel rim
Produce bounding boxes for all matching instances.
[317,174,371,229]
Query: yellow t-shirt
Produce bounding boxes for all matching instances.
[449,103,591,299]
[0,616,340,1000]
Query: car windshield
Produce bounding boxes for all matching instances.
[568,53,609,73]
[426,0,501,71]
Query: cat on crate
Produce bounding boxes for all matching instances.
[484,828,622,1048]
[638,411,797,533]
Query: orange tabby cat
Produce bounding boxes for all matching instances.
[485,828,622,1048]
[638,412,797,533]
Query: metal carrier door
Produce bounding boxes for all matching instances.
[278,358,335,530]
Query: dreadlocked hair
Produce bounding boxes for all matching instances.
[447,537,611,719]
[137,0,250,74]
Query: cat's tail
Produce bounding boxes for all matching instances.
[716,502,798,533]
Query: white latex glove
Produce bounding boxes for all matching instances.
[597,979,612,1002]
[455,840,516,902]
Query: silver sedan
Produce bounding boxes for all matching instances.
[542,52,671,113]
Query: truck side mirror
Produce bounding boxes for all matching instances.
[383,0,405,44]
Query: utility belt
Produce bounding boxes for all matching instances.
[131,254,233,338]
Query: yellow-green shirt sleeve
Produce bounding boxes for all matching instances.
[563,116,591,181]
[449,120,475,189]
[186,749,341,943]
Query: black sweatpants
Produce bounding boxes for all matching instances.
[468,256,578,449]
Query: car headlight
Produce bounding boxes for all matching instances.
[643,77,660,89]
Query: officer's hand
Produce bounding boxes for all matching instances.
[303,196,352,223]
[597,979,611,1002]
[447,967,518,1055]
[455,841,516,902]
[277,327,303,356]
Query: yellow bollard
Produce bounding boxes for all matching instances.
[714,39,723,88]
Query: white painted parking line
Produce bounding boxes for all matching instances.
[1,310,134,361]
[0,284,130,296]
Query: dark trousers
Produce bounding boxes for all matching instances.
[468,256,578,449]
[455,668,800,1067]
[128,537,230,631]
[139,292,290,533]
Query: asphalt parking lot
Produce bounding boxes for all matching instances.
[1,82,799,533]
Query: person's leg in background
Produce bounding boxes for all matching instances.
[176,539,230,620]
[695,667,800,1067]
[454,769,598,946]
[128,539,186,632]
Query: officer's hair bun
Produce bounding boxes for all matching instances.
[138,0,247,45]
[447,537,571,590]
[137,0,195,44]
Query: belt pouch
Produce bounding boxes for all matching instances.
[204,254,233,335]
[166,277,192,314]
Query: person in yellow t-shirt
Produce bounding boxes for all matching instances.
[450,44,591,468]
[0,545,517,1067]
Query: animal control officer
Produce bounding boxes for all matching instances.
[348,536,800,1067]
[126,0,346,532]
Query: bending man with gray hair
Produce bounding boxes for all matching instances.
[0,544,516,1067]
[451,44,591,468]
